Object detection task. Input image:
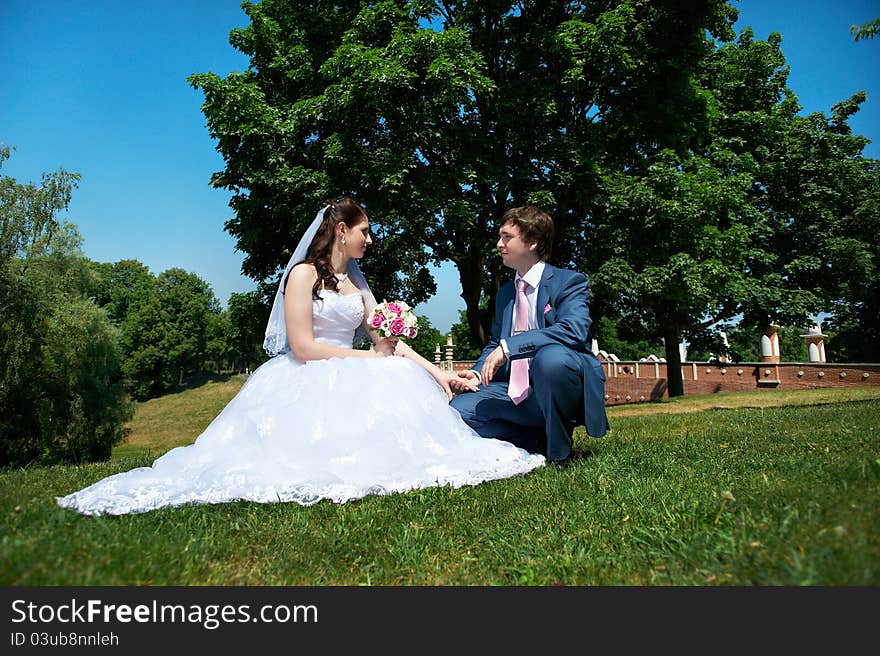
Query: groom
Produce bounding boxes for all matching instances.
[450,206,609,463]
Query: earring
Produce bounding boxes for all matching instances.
[341,235,346,245]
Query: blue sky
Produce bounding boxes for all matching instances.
[2,1,878,334]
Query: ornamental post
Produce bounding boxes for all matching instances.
[760,324,781,363]
[801,324,827,363]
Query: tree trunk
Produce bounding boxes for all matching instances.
[457,257,487,348]
[663,327,685,397]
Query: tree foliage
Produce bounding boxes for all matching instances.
[591,315,663,362]
[448,309,483,362]
[851,18,880,42]
[0,148,132,466]
[204,310,233,373]
[590,27,880,391]
[119,268,221,397]
[191,0,734,350]
[718,324,808,363]
[90,259,155,325]
[406,313,443,362]
[191,3,879,395]
[226,290,270,372]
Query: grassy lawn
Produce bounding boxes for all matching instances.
[2,382,878,585]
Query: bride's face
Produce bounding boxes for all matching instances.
[343,217,372,259]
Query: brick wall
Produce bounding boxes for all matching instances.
[444,359,880,405]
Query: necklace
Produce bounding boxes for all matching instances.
[334,271,349,282]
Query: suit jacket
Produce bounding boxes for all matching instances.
[474,263,609,438]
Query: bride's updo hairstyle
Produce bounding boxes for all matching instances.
[302,196,367,300]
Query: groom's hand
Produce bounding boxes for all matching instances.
[435,371,476,400]
[481,346,507,384]
[451,370,480,393]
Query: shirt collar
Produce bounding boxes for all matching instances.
[516,261,545,290]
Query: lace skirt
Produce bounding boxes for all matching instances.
[57,354,545,515]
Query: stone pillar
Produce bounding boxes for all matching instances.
[801,325,827,363]
[760,324,781,363]
[434,343,441,365]
[591,338,599,356]
[445,334,454,362]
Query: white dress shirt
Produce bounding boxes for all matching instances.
[500,261,545,357]
[470,261,546,383]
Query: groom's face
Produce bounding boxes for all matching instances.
[497,222,536,270]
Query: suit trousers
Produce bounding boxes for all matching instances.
[450,344,584,460]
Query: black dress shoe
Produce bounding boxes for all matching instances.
[549,457,572,470]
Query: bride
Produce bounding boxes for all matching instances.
[57,197,545,515]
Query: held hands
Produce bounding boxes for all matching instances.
[480,346,507,384]
[451,370,480,394]
[436,370,478,401]
[449,370,480,394]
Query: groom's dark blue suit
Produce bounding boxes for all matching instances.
[451,263,609,461]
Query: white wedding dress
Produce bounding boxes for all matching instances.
[57,291,545,515]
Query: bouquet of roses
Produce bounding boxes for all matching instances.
[369,300,419,340]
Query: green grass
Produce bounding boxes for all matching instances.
[2,384,879,585]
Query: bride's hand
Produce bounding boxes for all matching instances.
[435,371,477,401]
[374,337,398,357]
[452,370,480,392]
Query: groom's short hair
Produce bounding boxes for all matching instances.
[501,206,554,259]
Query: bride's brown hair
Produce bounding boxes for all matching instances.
[302,196,367,300]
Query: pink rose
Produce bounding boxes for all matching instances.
[370,312,385,329]
[407,326,418,339]
[386,302,402,317]
[390,318,406,336]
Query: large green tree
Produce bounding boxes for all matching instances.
[591,147,761,395]
[0,148,132,466]
[204,309,234,373]
[90,258,155,325]
[752,92,880,363]
[589,27,879,394]
[226,290,270,372]
[191,2,877,396]
[120,268,221,396]
[190,0,733,348]
[713,33,880,364]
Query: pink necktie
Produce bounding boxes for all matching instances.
[508,278,530,404]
